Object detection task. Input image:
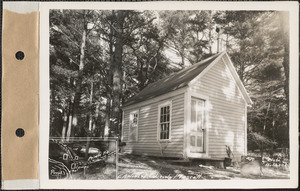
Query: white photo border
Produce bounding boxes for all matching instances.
[39,1,299,189]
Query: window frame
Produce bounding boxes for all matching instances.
[128,110,139,142]
[157,100,172,142]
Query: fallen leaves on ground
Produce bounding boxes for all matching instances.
[117,154,290,180]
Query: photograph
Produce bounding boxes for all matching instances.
[39,1,298,189]
[49,8,290,180]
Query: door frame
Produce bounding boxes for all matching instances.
[184,88,210,158]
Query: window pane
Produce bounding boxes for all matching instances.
[197,101,204,131]
[190,136,195,146]
[166,123,169,139]
[129,113,138,141]
[197,136,202,147]
[191,100,196,129]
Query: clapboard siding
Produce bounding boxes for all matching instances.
[191,59,246,160]
[123,93,185,158]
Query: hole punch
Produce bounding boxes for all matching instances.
[16,128,25,137]
[15,51,25,60]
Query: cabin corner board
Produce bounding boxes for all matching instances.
[183,89,189,158]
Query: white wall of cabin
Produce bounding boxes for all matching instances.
[122,93,185,158]
[189,58,246,160]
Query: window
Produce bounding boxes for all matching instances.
[158,102,172,140]
[129,111,138,142]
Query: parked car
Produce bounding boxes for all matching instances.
[71,143,101,158]
[49,140,85,179]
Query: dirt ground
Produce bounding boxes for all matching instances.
[69,163,117,180]
[117,154,290,180]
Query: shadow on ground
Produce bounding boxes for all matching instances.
[117,154,290,180]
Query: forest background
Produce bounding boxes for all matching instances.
[49,10,289,153]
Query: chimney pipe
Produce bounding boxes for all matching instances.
[216,27,220,53]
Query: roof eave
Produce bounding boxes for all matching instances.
[121,86,188,110]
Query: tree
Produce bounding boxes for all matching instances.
[214,11,289,153]
[214,11,266,84]
[50,10,106,139]
[159,10,212,67]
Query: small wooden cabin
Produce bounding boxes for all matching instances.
[121,51,252,160]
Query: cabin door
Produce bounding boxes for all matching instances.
[189,98,205,153]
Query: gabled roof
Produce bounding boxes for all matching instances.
[123,51,252,107]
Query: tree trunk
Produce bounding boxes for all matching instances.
[93,101,100,133]
[282,44,289,112]
[208,11,213,54]
[72,10,87,137]
[111,10,124,137]
[226,34,229,51]
[217,31,220,53]
[180,51,185,67]
[61,110,68,140]
[278,12,289,146]
[138,61,145,90]
[281,28,289,131]
[66,101,74,142]
[272,105,276,141]
[240,62,244,83]
[104,100,111,137]
[88,81,94,132]
[85,81,94,159]
[279,12,289,100]
[261,101,271,157]
[63,77,73,140]
[104,12,114,137]
[50,89,56,136]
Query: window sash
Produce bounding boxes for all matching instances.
[129,111,138,142]
[159,105,171,140]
